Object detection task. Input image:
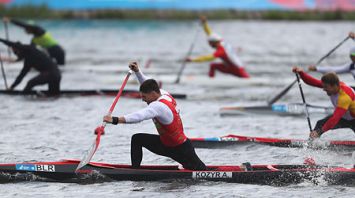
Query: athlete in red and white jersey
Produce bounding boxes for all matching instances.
[293,66,355,139]
[186,16,250,78]
[103,62,206,170]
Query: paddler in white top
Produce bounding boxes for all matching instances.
[309,32,355,79]
[186,16,250,78]
[103,62,206,170]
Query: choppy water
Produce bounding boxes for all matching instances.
[0,20,355,197]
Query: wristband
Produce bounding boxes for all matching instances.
[112,117,119,125]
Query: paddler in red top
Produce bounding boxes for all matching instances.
[186,16,250,78]
[292,66,355,139]
[103,62,206,170]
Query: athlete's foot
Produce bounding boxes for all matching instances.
[131,165,141,169]
[240,162,253,171]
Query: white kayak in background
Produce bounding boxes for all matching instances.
[220,103,334,116]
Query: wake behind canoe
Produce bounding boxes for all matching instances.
[0,159,353,185]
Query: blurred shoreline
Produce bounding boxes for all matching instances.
[1,5,355,20]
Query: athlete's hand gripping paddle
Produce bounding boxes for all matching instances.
[76,69,133,171]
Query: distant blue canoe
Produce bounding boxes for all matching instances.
[220,103,334,116]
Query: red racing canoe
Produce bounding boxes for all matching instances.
[0,159,353,185]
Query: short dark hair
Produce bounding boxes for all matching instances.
[139,79,161,94]
[321,72,339,86]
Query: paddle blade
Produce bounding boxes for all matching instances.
[76,133,102,171]
[94,126,105,135]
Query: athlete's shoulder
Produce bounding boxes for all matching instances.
[340,82,354,98]
[150,99,171,108]
[149,100,161,107]
[213,44,225,56]
[337,85,353,109]
[160,89,170,96]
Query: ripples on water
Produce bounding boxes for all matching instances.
[0,20,354,197]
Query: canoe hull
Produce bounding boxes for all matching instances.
[0,160,354,185]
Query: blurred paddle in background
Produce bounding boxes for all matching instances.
[175,24,200,84]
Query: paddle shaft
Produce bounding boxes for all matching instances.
[175,26,200,84]
[3,21,11,57]
[0,51,8,89]
[295,73,312,131]
[267,80,296,105]
[268,36,350,105]
[315,36,350,66]
[76,70,133,171]
[144,59,152,68]
[101,70,133,128]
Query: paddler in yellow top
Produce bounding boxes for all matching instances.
[3,17,65,66]
[186,16,250,78]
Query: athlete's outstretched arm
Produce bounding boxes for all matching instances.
[315,63,351,74]
[293,66,323,88]
[200,16,212,36]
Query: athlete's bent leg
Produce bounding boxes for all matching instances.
[210,63,250,78]
[23,73,49,92]
[130,133,168,168]
[218,64,250,78]
[48,72,61,96]
[209,63,225,78]
[48,45,66,66]
[231,67,250,78]
[314,116,353,135]
[169,139,206,170]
